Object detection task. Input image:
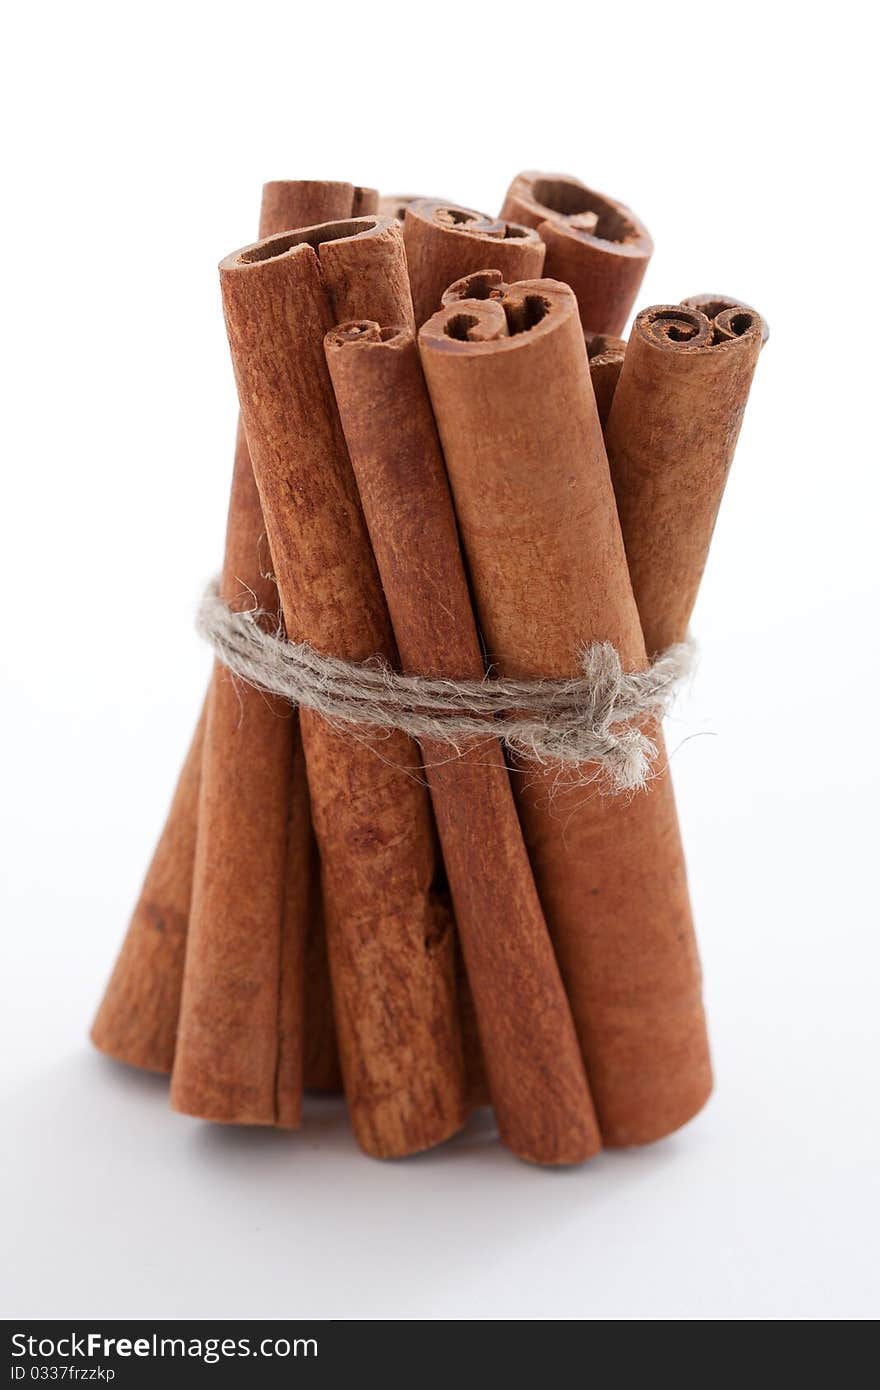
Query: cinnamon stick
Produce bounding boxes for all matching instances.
[403,200,545,327]
[325,321,600,1164]
[219,218,464,1158]
[500,172,652,335]
[90,706,205,1072]
[440,268,508,307]
[169,418,301,1125]
[605,302,765,655]
[259,181,359,238]
[586,333,626,427]
[352,187,379,216]
[441,271,626,424]
[420,280,711,1147]
[681,293,769,345]
[92,181,358,1087]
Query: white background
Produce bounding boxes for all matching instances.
[2,0,877,1322]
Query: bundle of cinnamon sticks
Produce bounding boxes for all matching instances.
[92,172,766,1165]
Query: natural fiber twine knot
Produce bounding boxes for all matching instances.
[197,579,695,793]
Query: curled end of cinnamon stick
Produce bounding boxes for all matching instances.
[325,320,410,352]
[502,171,653,258]
[681,292,770,345]
[440,268,508,305]
[222,214,399,272]
[404,202,546,326]
[406,199,541,246]
[634,302,766,355]
[420,278,578,353]
[501,171,653,335]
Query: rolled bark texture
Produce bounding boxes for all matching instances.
[91,180,358,1090]
[170,418,299,1126]
[419,279,711,1147]
[352,187,379,216]
[403,200,544,327]
[220,218,464,1158]
[325,320,601,1164]
[501,172,652,335]
[90,706,205,1072]
[605,301,765,656]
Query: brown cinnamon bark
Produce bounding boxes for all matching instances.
[680,293,770,345]
[605,302,765,656]
[586,333,626,427]
[275,734,313,1126]
[170,419,301,1125]
[92,181,358,1087]
[220,218,464,1158]
[91,707,205,1072]
[352,187,379,216]
[403,200,545,327]
[325,321,600,1164]
[440,268,508,306]
[420,280,711,1147]
[500,172,652,335]
[259,181,357,238]
[442,271,625,425]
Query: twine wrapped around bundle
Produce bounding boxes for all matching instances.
[198,578,694,792]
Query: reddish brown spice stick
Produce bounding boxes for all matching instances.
[420,280,711,1147]
[259,181,357,238]
[174,191,396,1126]
[500,172,652,335]
[91,706,205,1071]
[275,734,313,1127]
[91,180,359,1083]
[170,418,301,1125]
[324,321,601,1164]
[220,219,464,1158]
[403,200,545,327]
[352,187,379,216]
[586,334,626,427]
[605,302,765,655]
[441,271,626,426]
[680,293,769,345]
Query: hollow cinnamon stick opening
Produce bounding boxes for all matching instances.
[605,301,766,656]
[91,180,359,1087]
[419,280,711,1147]
[442,273,626,424]
[324,320,601,1164]
[680,293,770,345]
[440,268,509,305]
[219,219,464,1158]
[500,171,653,335]
[403,200,545,327]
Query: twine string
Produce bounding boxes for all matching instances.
[197,578,694,793]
